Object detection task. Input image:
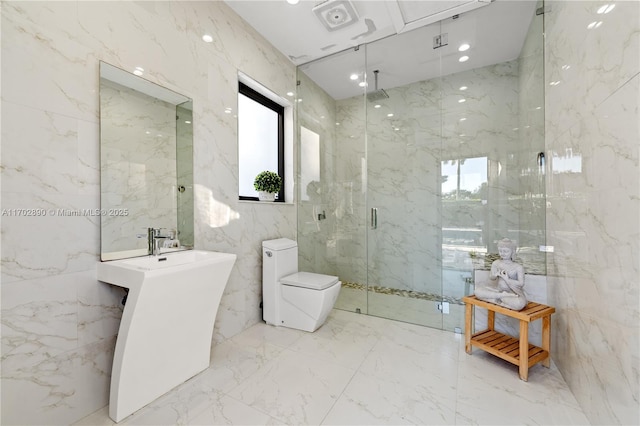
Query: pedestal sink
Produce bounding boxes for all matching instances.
[97,250,236,422]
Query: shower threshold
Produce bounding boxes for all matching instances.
[341,281,464,305]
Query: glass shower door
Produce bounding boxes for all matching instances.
[437,3,547,332]
[295,1,545,332]
[296,46,369,315]
[365,23,445,328]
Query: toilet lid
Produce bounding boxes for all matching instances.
[281,272,339,290]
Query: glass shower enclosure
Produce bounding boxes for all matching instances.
[296,1,545,332]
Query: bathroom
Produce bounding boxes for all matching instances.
[1,1,637,425]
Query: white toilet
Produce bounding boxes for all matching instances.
[262,238,341,332]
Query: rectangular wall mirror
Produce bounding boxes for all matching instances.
[99,61,194,261]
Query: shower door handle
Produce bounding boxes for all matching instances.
[371,207,378,229]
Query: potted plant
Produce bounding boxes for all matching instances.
[254,170,282,201]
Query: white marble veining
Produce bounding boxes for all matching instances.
[544,1,640,424]
[74,310,589,426]
[1,1,296,423]
[3,0,638,424]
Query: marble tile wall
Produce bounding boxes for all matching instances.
[544,1,640,424]
[1,1,296,424]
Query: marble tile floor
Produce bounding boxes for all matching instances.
[75,309,589,426]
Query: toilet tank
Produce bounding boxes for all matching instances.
[262,238,298,326]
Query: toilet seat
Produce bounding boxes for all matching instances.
[281,272,339,290]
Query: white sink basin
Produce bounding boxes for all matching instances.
[119,250,221,270]
[98,250,233,285]
[97,249,236,422]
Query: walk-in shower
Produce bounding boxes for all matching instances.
[296,0,545,332]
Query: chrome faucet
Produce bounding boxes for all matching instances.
[148,228,168,256]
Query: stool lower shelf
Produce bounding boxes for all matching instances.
[470,329,549,368]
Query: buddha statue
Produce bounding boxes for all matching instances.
[474,238,527,311]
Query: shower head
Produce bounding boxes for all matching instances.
[367,88,389,102]
[367,69,389,102]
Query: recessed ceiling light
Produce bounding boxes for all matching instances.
[286,91,294,97]
[587,21,603,29]
[350,73,359,80]
[460,117,467,121]
[358,81,367,87]
[185,120,191,124]
[459,86,468,91]
[459,56,469,63]
[133,69,143,76]
[202,34,213,43]
[458,43,470,52]
[286,0,300,4]
[458,99,466,103]
[387,113,394,117]
[374,104,381,109]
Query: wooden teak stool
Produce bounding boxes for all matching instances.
[463,295,556,381]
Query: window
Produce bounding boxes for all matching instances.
[238,82,285,201]
[300,126,320,202]
[441,157,488,200]
[441,156,489,267]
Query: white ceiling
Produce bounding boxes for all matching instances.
[225,0,538,99]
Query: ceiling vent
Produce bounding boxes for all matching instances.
[312,0,359,32]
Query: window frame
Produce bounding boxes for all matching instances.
[238,82,285,202]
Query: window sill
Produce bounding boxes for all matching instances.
[238,200,295,206]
